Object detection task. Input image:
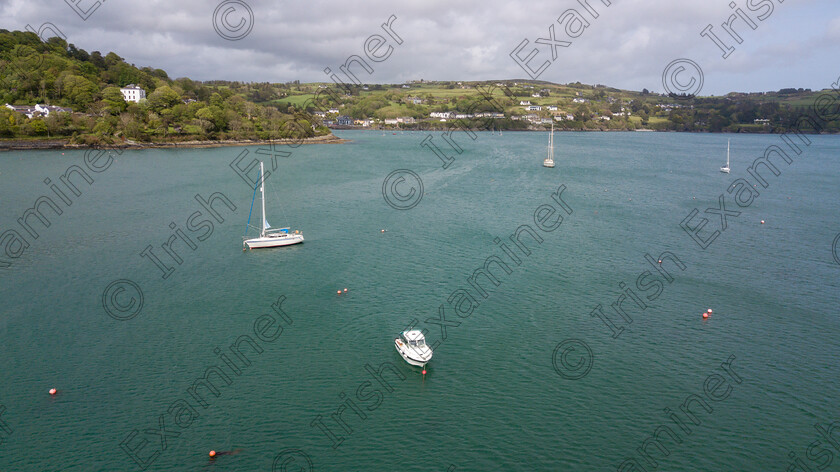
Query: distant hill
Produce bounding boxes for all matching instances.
[258,80,839,133]
[0,30,329,145]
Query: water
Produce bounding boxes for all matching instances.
[0,130,838,471]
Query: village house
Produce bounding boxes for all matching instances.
[430,111,455,119]
[519,100,531,106]
[5,103,72,118]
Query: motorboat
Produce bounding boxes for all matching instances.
[394,330,433,367]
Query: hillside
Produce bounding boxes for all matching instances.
[0,30,330,145]
[1,29,836,142]
[256,80,839,133]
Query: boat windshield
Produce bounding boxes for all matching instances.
[410,339,426,348]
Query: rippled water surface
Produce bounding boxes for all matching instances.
[0,130,838,471]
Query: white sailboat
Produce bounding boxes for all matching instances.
[243,161,304,250]
[543,122,555,168]
[720,139,731,173]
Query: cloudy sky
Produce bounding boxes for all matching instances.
[3,0,838,95]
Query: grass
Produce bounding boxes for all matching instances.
[271,94,315,107]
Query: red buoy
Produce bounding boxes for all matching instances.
[422,369,427,375]
[209,450,216,458]
[49,388,57,395]
[702,312,709,319]
[343,288,348,292]
[336,290,341,295]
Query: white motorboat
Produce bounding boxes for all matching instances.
[720,139,731,173]
[243,161,304,250]
[394,330,433,367]
[543,122,555,168]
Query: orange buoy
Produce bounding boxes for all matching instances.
[209,450,216,458]
[343,288,348,292]
[49,388,57,395]
[707,308,713,313]
[381,229,385,233]
[658,260,662,264]
[337,290,341,295]
[702,312,709,319]
[761,220,765,224]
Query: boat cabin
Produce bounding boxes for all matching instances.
[400,330,428,350]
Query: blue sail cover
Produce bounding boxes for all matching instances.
[280,228,289,233]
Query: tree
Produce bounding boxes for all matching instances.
[147,85,181,112]
[60,74,98,109]
[101,86,127,114]
[29,118,48,135]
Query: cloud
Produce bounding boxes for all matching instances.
[4,0,839,94]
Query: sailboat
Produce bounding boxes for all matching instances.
[243,161,304,250]
[720,139,731,173]
[543,122,555,168]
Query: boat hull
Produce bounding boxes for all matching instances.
[244,234,304,249]
[720,167,730,173]
[543,160,555,168]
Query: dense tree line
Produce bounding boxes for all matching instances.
[0,30,329,144]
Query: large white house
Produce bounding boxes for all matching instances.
[120,84,146,103]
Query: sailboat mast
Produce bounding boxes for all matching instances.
[727,139,730,167]
[259,161,266,238]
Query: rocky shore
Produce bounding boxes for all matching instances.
[0,133,348,151]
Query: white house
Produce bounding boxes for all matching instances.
[430,111,455,119]
[120,84,146,103]
[572,98,586,103]
[519,100,531,106]
[547,105,558,111]
[527,105,542,111]
[328,108,340,114]
[5,103,71,118]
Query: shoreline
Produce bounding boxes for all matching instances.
[0,133,348,151]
